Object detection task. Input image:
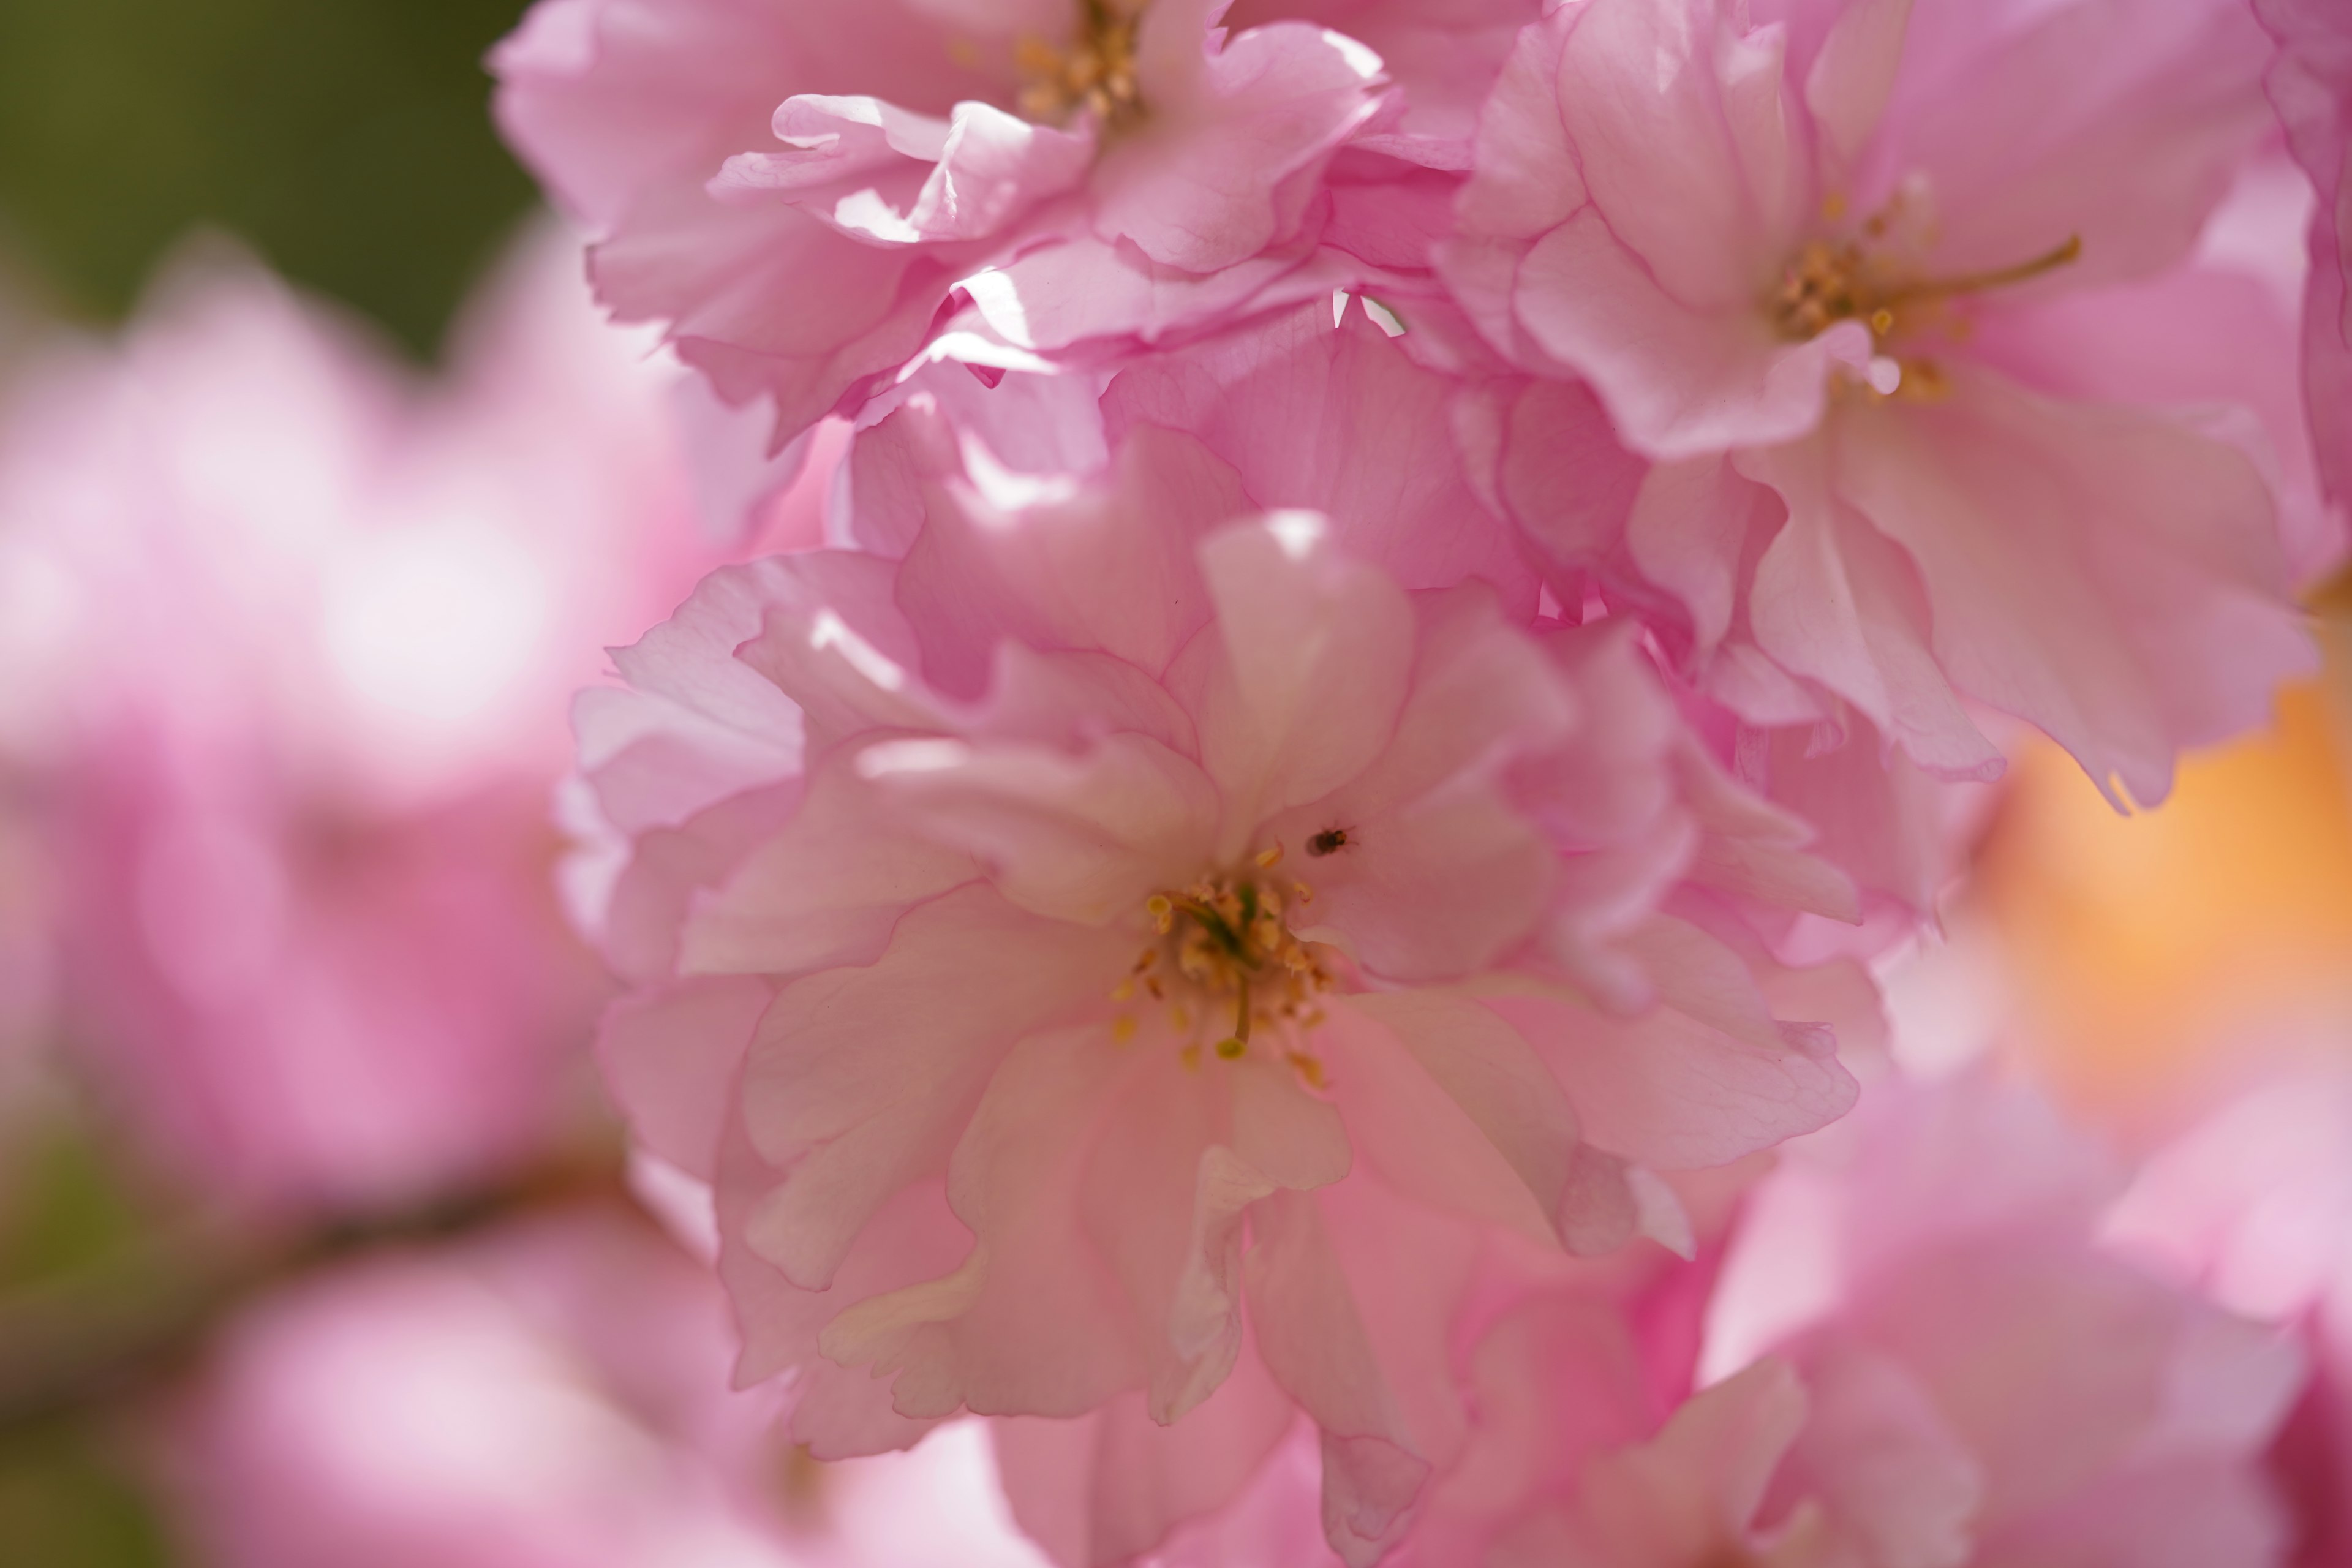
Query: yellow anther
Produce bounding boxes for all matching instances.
[1111,979,1136,1003]
[1292,881,1314,904]
[1288,1051,1328,1090]
[1134,856,1340,1071]
[1180,1042,1203,1072]
[1820,190,1849,223]
[1016,1,1146,130]
[1110,1015,1138,1044]
[1773,222,2082,350]
[1255,842,1284,869]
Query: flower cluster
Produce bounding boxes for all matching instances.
[0,0,2345,1561]
[473,0,2344,1561]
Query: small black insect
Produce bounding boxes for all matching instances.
[1306,826,1352,858]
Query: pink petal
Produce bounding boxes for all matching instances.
[1246,1189,1434,1568]
[1190,518,1416,839]
[993,1360,1295,1568]
[864,730,1219,927]
[1869,0,2274,293]
[1103,298,1539,609]
[1828,370,2312,807]
[1092,0,1384,272]
[737,885,1128,1289]
[1741,433,2005,783]
[680,752,977,978]
[893,424,1241,695]
[597,976,770,1181]
[1515,211,1873,460]
[818,1023,1161,1422]
[1330,992,1594,1251]
[1555,0,1809,311]
[1485,929,1863,1170]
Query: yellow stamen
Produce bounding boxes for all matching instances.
[1134,856,1337,1066]
[1016,0,1145,131]
[1773,230,2083,348]
[1879,235,2082,308]
[1255,842,1284,869]
[1110,1015,1138,1044]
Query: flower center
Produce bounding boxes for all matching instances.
[1016,0,1147,131]
[1109,842,1338,1081]
[1770,195,2081,399]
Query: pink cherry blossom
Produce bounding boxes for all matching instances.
[1099,293,1985,935]
[2260,0,2352,525]
[576,420,1882,1562]
[0,230,816,1214]
[2108,1061,2352,1568]
[1198,1074,2307,1567]
[491,0,1532,452]
[1696,1073,2305,1567]
[151,1208,1052,1568]
[1439,0,2313,809]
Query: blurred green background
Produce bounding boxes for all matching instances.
[0,0,537,358]
[0,1,538,1559]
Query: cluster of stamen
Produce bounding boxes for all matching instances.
[1016,0,1145,132]
[1109,842,1336,1085]
[1770,195,2082,401]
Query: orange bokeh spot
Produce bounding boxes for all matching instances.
[1974,666,2352,1110]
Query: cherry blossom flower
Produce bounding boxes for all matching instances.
[1099,292,1987,935]
[1038,1074,2309,1567]
[1179,1074,2305,1566]
[575,420,1880,1562]
[1692,1074,2305,1568]
[151,1208,1051,1568]
[490,0,1544,453]
[2108,1061,2352,1568]
[1439,0,2313,809]
[0,231,812,1213]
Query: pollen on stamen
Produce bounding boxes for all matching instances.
[1140,859,1340,1071]
[1110,1015,1139,1045]
[1015,0,1145,132]
[1255,842,1284,869]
